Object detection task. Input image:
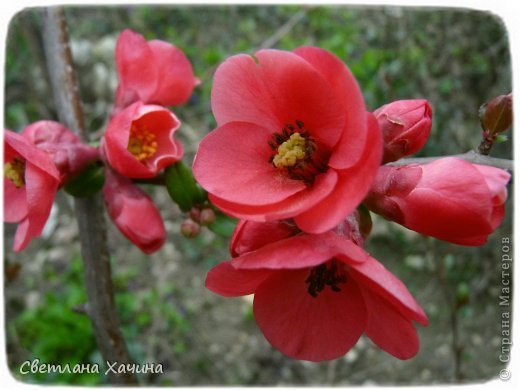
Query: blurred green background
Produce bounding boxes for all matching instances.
[4,5,512,385]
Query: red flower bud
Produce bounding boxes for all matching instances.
[4,130,60,252]
[479,93,512,136]
[22,120,99,185]
[114,29,198,110]
[102,101,183,179]
[373,99,432,163]
[365,157,510,246]
[103,169,166,253]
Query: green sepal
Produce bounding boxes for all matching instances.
[207,211,238,238]
[165,161,206,212]
[64,163,105,198]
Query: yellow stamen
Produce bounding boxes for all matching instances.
[272,133,307,168]
[4,157,26,188]
[128,125,158,161]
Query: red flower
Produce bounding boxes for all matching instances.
[206,219,428,361]
[114,29,198,110]
[22,120,99,184]
[4,130,60,252]
[103,169,166,254]
[193,47,382,234]
[102,101,183,178]
[365,157,510,245]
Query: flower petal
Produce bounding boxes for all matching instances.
[208,168,338,221]
[115,29,158,106]
[147,40,197,106]
[211,49,345,149]
[193,121,307,205]
[3,179,27,223]
[293,46,368,167]
[231,232,367,270]
[361,287,421,360]
[134,105,182,172]
[348,255,428,326]
[205,261,272,297]
[13,217,31,252]
[24,161,60,241]
[230,220,300,257]
[104,102,181,178]
[294,113,382,234]
[254,269,367,361]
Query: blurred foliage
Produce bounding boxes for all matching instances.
[8,257,99,384]
[4,4,512,386]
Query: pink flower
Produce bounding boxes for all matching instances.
[103,169,166,254]
[206,219,428,361]
[102,101,183,178]
[193,47,382,234]
[373,99,432,163]
[4,130,60,252]
[22,120,99,184]
[114,29,198,110]
[365,157,510,245]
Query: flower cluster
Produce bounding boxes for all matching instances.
[194,47,511,361]
[4,29,197,253]
[4,30,511,365]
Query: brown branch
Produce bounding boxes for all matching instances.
[41,7,138,385]
[388,150,513,171]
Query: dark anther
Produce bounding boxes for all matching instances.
[305,261,347,298]
[295,119,305,129]
[282,127,290,138]
[286,124,295,131]
[268,141,277,150]
[274,133,284,144]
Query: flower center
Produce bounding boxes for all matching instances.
[4,157,26,188]
[305,260,347,298]
[127,125,158,161]
[268,120,327,186]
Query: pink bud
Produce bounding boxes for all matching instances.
[103,169,166,253]
[199,208,216,226]
[373,99,432,163]
[180,219,201,238]
[365,157,510,246]
[22,120,99,185]
[188,207,201,222]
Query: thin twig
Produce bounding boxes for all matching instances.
[259,9,308,49]
[429,240,464,382]
[41,7,138,385]
[198,8,309,84]
[388,150,513,171]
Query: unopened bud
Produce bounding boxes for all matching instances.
[199,208,216,226]
[479,93,512,136]
[180,219,201,238]
[373,99,432,163]
[189,207,201,222]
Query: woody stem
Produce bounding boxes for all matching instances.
[42,7,138,385]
